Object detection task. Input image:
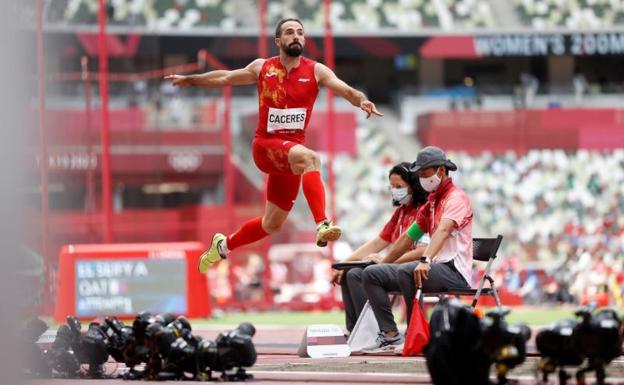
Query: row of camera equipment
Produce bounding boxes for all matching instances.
[425,298,622,385]
[22,312,257,381]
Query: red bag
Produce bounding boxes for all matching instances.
[402,291,430,356]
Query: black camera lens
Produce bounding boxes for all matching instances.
[236,322,256,337]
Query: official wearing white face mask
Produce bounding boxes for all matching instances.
[331,162,429,337]
[390,186,412,206]
[383,146,474,335]
[418,167,444,193]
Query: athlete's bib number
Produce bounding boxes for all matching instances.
[267,107,307,132]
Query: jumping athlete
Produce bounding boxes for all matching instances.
[165,18,383,273]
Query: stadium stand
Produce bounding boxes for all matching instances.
[47,0,502,30]
[332,121,398,246]
[452,149,624,262]
[451,149,624,304]
[515,0,624,29]
[442,0,496,28]
[44,0,624,29]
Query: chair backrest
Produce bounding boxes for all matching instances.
[472,235,503,262]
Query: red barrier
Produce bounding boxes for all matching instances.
[41,108,146,134]
[54,242,210,322]
[34,130,226,176]
[418,108,624,153]
[476,291,524,307]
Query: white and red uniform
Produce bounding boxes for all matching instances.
[252,56,319,210]
[379,203,421,245]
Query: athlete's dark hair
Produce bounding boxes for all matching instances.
[389,162,429,206]
[275,18,304,38]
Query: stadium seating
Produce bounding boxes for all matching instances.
[60,0,231,28]
[45,0,624,30]
[442,0,495,28]
[332,122,399,246]
[453,149,624,306]
[515,0,624,29]
[452,149,624,262]
[48,0,502,31]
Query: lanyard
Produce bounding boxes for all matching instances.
[397,207,405,236]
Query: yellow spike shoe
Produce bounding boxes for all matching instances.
[316,221,342,247]
[198,233,226,273]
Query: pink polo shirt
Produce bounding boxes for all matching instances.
[430,188,473,285]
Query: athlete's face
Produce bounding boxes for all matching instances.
[276,21,305,57]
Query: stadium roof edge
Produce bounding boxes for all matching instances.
[37,24,624,37]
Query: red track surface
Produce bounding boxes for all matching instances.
[27,326,624,384]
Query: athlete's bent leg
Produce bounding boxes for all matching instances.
[199,209,280,274]
[287,144,341,246]
[302,171,327,223]
[261,201,290,233]
[289,144,326,221]
[288,144,321,174]
[198,174,300,273]
[227,217,269,249]
[227,173,300,248]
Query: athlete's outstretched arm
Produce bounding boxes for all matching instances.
[164,58,264,88]
[315,63,383,118]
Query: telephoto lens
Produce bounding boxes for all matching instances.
[44,324,81,377]
[154,313,176,326]
[425,298,489,385]
[144,315,200,380]
[145,322,177,358]
[194,322,258,381]
[132,312,155,343]
[235,322,256,338]
[104,316,133,364]
[169,316,192,339]
[21,317,49,344]
[215,322,258,369]
[571,308,622,385]
[158,335,202,380]
[104,316,148,378]
[20,317,52,377]
[536,318,583,385]
[80,321,110,377]
[130,312,157,365]
[480,309,531,385]
[144,322,172,378]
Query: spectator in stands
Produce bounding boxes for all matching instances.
[331,162,429,334]
[451,149,624,306]
[520,72,539,107]
[518,269,541,305]
[361,146,472,353]
[573,70,588,105]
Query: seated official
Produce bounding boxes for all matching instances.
[331,162,429,335]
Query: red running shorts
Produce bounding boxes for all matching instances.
[252,137,302,211]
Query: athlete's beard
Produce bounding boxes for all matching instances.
[283,42,303,57]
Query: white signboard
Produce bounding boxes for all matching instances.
[297,324,350,358]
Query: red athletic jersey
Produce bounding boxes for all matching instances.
[379,203,421,246]
[255,56,319,144]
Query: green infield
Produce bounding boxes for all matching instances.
[191,306,605,327]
